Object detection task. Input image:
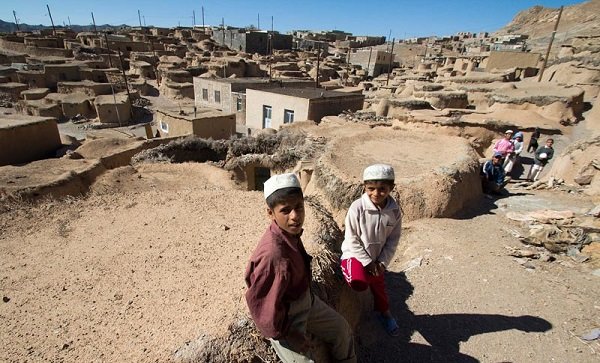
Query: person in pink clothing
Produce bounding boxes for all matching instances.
[493,130,515,157]
[340,164,402,337]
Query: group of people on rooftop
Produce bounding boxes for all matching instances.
[481,128,555,194]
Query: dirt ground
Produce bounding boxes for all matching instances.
[1,159,598,362]
[0,163,324,363]
[357,189,599,362]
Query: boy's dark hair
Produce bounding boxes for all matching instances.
[266,187,303,209]
[364,179,395,187]
[546,138,554,142]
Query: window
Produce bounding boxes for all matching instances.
[202,88,208,101]
[262,105,272,129]
[214,90,221,104]
[159,121,169,133]
[236,97,243,111]
[283,109,294,124]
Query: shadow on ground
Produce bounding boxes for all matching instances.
[355,271,552,363]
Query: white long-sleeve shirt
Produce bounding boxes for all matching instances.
[341,193,402,267]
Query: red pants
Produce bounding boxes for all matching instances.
[341,257,389,312]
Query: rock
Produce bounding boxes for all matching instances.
[580,328,600,341]
[587,205,600,217]
[2,296,10,303]
[574,162,596,185]
[506,247,540,258]
[402,257,423,271]
[221,225,230,231]
[581,242,600,260]
[567,246,590,263]
[539,252,555,262]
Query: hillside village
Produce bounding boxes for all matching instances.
[1,1,600,362]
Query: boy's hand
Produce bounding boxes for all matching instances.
[365,261,380,276]
[376,261,386,275]
[285,330,310,353]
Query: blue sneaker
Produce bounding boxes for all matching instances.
[378,314,400,337]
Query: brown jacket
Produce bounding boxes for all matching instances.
[245,221,312,339]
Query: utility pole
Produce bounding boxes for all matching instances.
[270,16,274,54]
[68,16,72,28]
[222,17,225,45]
[91,12,97,34]
[138,9,142,27]
[257,13,260,30]
[538,5,563,82]
[366,46,373,77]
[387,29,392,52]
[315,44,321,88]
[104,32,113,68]
[12,11,19,31]
[143,16,146,27]
[193,10,195,27]
[150,40,160,86]
[386,38,395,86]
[117,48,134,120]
[47,4,56,36]
[269,33,273,81]
[202,6,205,30]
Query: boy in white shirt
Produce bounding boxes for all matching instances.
[340,164,402,336]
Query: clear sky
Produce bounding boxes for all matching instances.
[1,0,585,38]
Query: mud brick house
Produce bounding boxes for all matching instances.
[212,29,292,55]
[348,49,394,77]
[155,107,235,139]
[193,77,314,123]
[245,88,364,131]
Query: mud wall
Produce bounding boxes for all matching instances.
[0,118,61,166]
[0,38,73,58]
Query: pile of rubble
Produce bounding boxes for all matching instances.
[505,207,600,268]
[512,177,585,194]
[337,110,392,124]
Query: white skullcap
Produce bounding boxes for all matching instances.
[505,129,514,134]
[263,173,301,199]
[363,164,395,182]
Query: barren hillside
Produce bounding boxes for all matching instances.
[495,0,600,52]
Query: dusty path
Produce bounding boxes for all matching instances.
[356,189,599,362]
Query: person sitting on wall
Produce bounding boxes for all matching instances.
[481,152,510,194]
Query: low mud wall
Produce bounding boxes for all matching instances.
[310,129,483,221]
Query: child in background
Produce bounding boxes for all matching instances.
[340,164,402,337]
[504,131,524,174]
[527,128,541,153]
[527,138,555,181]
